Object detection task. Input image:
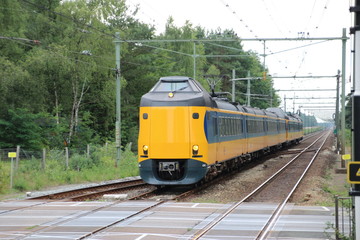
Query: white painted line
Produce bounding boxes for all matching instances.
[322,206,330,211]
[191,203,200,208]
[70,202,82,206]
[135,234,147,240]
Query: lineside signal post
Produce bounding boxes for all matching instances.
[8,152,16,188]
[350,1,360,239]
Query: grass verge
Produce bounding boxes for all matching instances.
[0,143,139,199]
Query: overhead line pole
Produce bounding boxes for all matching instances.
[271,75,337,79]
[120,37,348,43]
[336,70,341,153]
[285,97,337,99]
[341,28,347,158]
[299,106,336,108]
[232,70,235,102]
[230,73,262,106]
[276,89,336,92]
[300,108,335,110]
[296,102,336,104]
[114,32,121,168]
[193,42,197,79]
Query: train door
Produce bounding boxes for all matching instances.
[244,115,249,153]
[205,111,218,164]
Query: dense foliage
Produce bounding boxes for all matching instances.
[0,0,280,151]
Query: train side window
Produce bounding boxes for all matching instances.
[226,118,230,135]
[240,119,243,134]
[247,119,255,134]
[213,117,218,136]
[232,118,236,135]
[263,120,267,132]
[219,117,224,136]
[193,113,199,119]
[143,113,148,119]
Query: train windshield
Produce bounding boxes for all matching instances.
[152,80,197,92]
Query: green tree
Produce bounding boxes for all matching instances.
[0,57,47,115]
[0,0,27,60]
[0,109,44,150]
[0,0,281,151]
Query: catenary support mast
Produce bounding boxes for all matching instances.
[115,32,121,167]
[350,1,360,239]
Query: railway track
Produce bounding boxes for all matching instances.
[2,130,334,239]
[29,179,153,201]
[190,130,330,240]
[0,179,154,217]
[12,179,199,239]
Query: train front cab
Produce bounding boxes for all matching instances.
[138,105,209,185]
[137,76,211,186]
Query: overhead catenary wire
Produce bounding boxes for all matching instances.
[260,0,285,37]
[0,34,119,71]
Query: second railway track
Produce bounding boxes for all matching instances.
[190,130,331,240]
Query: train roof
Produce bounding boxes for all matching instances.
[141,77,302,122]
[159,76,193,82]
[141,76,211,107]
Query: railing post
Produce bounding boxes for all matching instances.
[42,148,46,170]
[65,147,69,170]
[87,144,90,158]
[335,195,339,240]
[15,145,20,170]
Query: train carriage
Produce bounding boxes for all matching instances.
[138,76,303,186]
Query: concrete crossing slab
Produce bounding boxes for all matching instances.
[0,200,345,239]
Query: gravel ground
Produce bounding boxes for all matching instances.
[185,133,347,205]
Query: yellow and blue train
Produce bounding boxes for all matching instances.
[138,76,303,186]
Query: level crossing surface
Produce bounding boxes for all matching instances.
[0,200,342,239]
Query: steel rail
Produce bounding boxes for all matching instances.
[2,180,146,216]
[28,179,146,201]
[15,199,138,240]
[68,182,149,201]
[76,200,165,240]
[190,130,328,240]
[77,186,199,239]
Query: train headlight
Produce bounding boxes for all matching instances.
[192,145,199,155]
[143,145,148,155]
[168,92,174,98]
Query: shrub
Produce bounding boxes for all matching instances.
[69,154,98,171]
[0,163,7,193]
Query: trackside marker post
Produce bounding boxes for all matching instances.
[8,152,16,188]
